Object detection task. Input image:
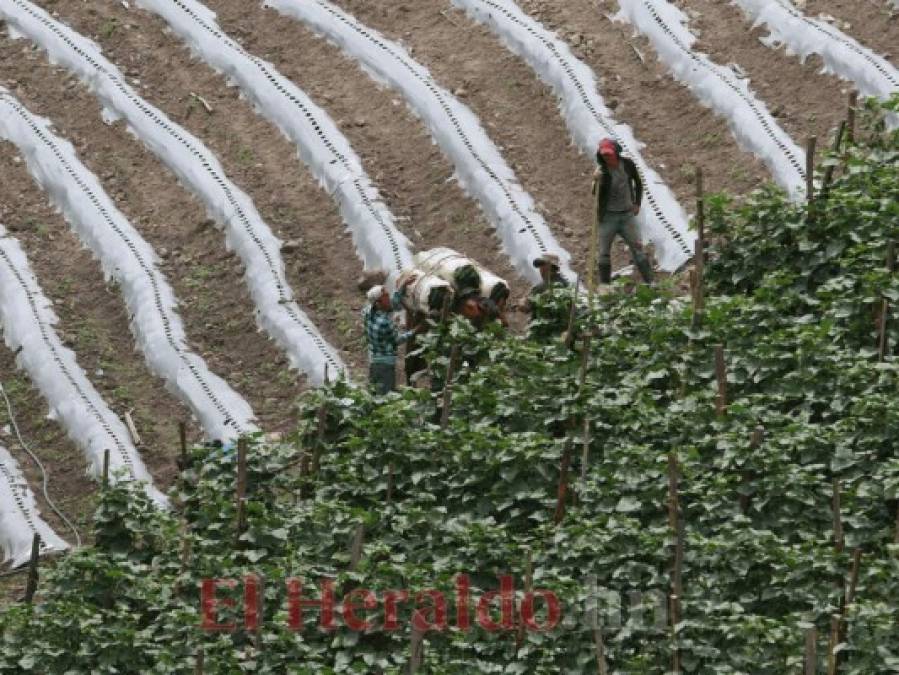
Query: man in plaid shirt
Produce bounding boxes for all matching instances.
[362,277,417,394]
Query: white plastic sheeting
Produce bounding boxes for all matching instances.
[731,0,899,123]
[616,0,807,198]
[0,89,256,442]
[0,0,345,385]
[264,0,573,283]
[451,0,693,271]
[0,444,69,568]
[0,226,165,506]
[131,0,413,284]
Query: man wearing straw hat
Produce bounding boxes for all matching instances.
[362,277,417,394]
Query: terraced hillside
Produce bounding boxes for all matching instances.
[0,0,896,581]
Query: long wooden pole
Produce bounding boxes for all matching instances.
[179,421,188,468]
[806,136,817,213]
[714,345,727,417]
[668,451,682,674]
[804,627,817,675]
[821,121,847,197]
[878,300,889,361]
[846,92,857,147]
[102,448,110,488]
[236,437,248,542]
[23,533,40,604]
[554,439,573,524]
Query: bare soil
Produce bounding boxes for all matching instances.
[0,0,893,578]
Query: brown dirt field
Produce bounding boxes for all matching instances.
[0,0,894,581]
[804,0,899,66]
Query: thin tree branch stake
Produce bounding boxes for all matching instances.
[195,649,205,675]
[821,121,847,197]
[580,418,591,484]
[827,614,840,675]
[668,450,683,674]
[740,426,764,514]
[189,92,213,113]
[695,167,705,243]
[440,345,460,429]
[102,448,110,487]
[832,478,844,553]
[554,438,573,524]
[846,92,857,146]
[887,241,895,273]
[124,410,141,446]
[714,344,727,417]
[409,624,425,673]
[23,533,40,604]
[236,437,248,541]
[386,462,395,505]
[348,523,365,571]
[806,136,817,210]
[878,299,889,361]
[804,627,817,675]
[517,550,533,647]
[312,401,327,474]
[179,421,187,468]
[564,275,580,350]
[594,625,608,675]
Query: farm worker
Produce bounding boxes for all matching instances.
[523,253,568,314]
[592,138,654,284]
[362,276,417,394]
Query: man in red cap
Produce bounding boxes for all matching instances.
[593,138,654,284]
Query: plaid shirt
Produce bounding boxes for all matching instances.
[362,292,413,364]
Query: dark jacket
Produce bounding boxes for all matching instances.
[593,154,643,217]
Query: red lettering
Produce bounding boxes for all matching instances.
[343,589,378,631]
[455,574,471,631]
[521,590,562,631]
[383,590,409,631]
[477,575,515,632]
[412,590,447,632]
[285,578,336,631]
[200,578,237,632]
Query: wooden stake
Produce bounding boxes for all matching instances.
[692,238,704,327]
[806,136,817,209]
[324,362,330,385]
[827,614,840,675]
[740,426,764,514]
[846,548,862,606]
[580,418,591,484]
[564,275,580,350]
[895,501,899,545]
[348,523,365,571]
[386,462,395,505]
[517,550,533,647]
[846,92,857,147]
[312,401,327,474]
[409,624,425,674]
[553,438,573,524]
[440,345,460,429]
[236,438,248,541]
[695,167,705,242]
[124,410,142,447]
[195,649,205,675]
[579,335,591,394]
[878,299,889,361]
[23,533,40,604]
[832,478,844,553]
[594,626,608,675]
[102,448,110,488]
[887,241,896,273]
[179,421,188,467]
[668,451,683,674]
[714,344,727,417]
[821,121,847,196]
[804,627,817,675]
[235,497,247,545]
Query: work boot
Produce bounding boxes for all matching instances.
[635,255,654,284]
[598,261,612,284]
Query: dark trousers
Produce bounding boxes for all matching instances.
[369,362,396,394]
